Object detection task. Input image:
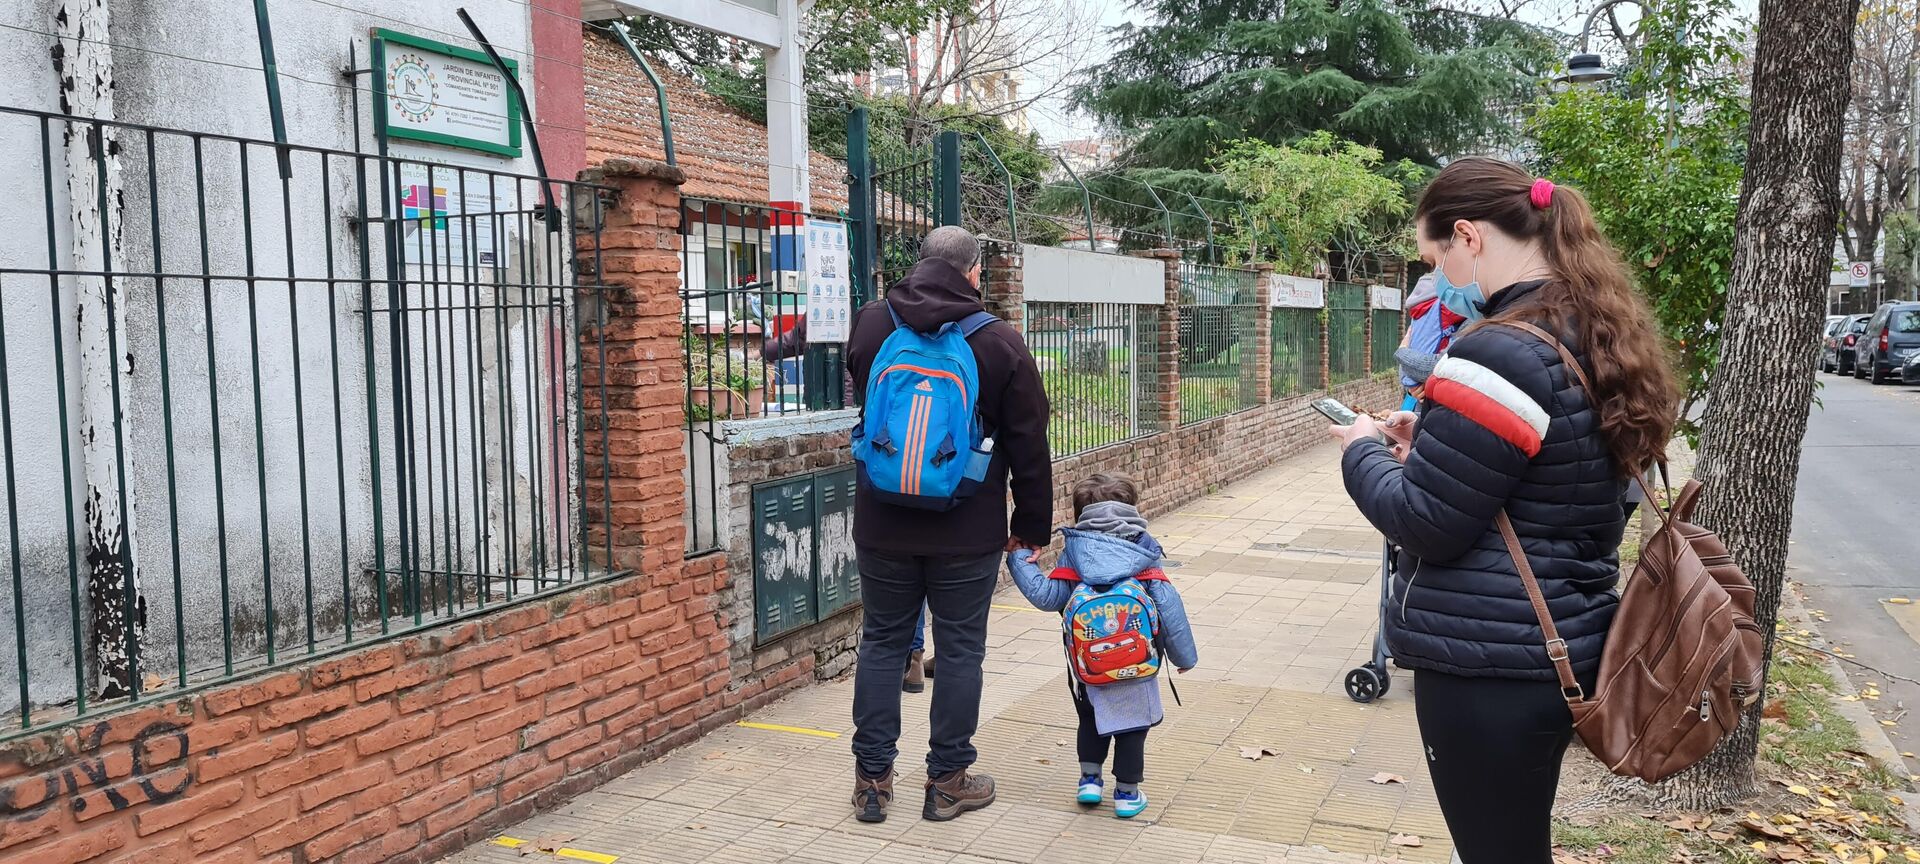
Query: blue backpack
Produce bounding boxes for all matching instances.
[852,304,997,510]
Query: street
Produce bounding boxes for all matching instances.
[1791,374,1920,776]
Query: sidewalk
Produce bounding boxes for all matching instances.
[441,445,1450,864]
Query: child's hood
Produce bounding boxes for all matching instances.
[1058,527,1163,587]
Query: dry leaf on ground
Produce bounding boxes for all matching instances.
[1369,772,1407,785]
[1238,746,1282,761]
[1389,834,1424,847]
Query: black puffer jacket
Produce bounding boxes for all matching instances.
[1343,280,1625,681]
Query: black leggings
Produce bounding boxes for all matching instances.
[1414,669,1580,864]
[1072,688,1147,784]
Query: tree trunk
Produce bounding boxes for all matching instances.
[57,0,143,700]
[1658,0,1859,809]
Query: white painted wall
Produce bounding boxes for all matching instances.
[0,0,582,718]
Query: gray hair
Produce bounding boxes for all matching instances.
[920,225,981,273]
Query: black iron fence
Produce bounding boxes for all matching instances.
[0,106,609,737]
[1177,262,1261,424]
[1272,306,1325,399]
[1328,282,1370,386]
[1025,301,1164,457]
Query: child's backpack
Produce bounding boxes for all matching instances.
[1062,578,1162,686]
[852,304,997,511]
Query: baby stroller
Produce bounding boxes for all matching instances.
[1344,538,1398,703]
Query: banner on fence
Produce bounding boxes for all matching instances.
[806,220,852,342]
[394,160,504,267]
[1022,244,1163,305]
[1271,275,1325,308]
[1369,286,1404,310]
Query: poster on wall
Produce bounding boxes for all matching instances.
[394,160,505,268]
[1370,286,1404,310]
[375,29,523,158]
[806,220,852,342]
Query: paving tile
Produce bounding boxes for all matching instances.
[438,444,1456,864]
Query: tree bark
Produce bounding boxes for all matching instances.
[1659,0,1859,809]
[57,0,143,700]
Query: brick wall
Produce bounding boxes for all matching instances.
[0,158,822,864]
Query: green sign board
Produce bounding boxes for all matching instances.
[371,28,523,158]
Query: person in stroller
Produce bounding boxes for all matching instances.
[1006,474,1198,819]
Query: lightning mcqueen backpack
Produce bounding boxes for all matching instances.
[1062,578,1162,686]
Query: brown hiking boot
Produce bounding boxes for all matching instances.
[923,769,996,821]
[903,650,925,693]
[921,652,935,678]
[852,768,894,823]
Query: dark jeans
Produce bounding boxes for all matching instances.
[1072,686,1146,784]
[852,547,1000,778]
[1414,669,1584,864]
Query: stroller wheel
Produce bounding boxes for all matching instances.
[1344,664,1390,703]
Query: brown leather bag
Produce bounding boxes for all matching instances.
[1490,321,1765,783]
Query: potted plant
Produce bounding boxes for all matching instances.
[685,340,767,420]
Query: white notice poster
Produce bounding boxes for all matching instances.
[806,220,853,342]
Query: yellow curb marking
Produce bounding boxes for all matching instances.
[491,838,619,863]
[735,720,842,739]
[991,604,1050,614]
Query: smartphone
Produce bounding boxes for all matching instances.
[1311,397,1361,425]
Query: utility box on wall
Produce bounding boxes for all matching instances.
[750,465,858,643]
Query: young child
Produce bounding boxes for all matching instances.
[1006,474,1198,819]
[1397,272,1464,411]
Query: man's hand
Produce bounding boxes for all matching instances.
[1005,536,1043,553]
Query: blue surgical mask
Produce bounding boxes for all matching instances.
[1433,247,1485,321]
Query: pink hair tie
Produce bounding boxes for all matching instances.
[1530,178,1556,210]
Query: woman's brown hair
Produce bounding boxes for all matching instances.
[1416,157,1678,476]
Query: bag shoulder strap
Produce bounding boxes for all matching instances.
[957,310,998,337]
[1494,511,1586,704]
[1487,319,1671,524]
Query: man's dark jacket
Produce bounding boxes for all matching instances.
[846,258,1052,554]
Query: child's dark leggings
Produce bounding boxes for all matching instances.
[1072,687,1146,783]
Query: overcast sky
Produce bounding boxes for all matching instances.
[1025,0,1762,144]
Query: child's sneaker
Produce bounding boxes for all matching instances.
[1075,774,1103,806]
[1113,787,1148,819]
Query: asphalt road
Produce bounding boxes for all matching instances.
[1790,370,1920,776]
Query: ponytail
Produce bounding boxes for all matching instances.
[1417,158,1678,475]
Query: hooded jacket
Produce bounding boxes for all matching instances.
[1343,280,1625,682]
[846,258,1053,553]
[1007,527,1199,734]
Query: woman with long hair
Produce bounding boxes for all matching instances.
[1331,157,1677,863]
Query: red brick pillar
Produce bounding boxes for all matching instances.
[1319,288,1333,392]
[1251,264,1274,404]
[575,158,690,574]
[1363,284,1376,379]
[983,242,1024,327]
[1139,249,1183,431]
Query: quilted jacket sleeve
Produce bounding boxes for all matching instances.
[1342,326,1559,563]
[1006,549,1072,612]
[1143,580,1199,670]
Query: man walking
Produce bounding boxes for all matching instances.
[845,227,1052,823]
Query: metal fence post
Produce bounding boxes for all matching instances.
[935,129,962,228]
[847,107,877,306]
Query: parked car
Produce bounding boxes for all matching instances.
[1827,314,1870,375]
[1819,315,1849,373]
[1903,349,1920,385]
[1853,301,1920,384]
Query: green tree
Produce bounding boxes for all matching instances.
[1529,0,1749,435]
[1884,211,1920,300]
[1078,0,1557,172]
[1212,132,1415,274]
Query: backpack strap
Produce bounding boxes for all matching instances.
[884,299,908,331]
[957,310,998,337]
[1495,510,1586,704]
[1486,320,1671,527]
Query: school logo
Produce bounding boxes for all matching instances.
[386,53,438,124]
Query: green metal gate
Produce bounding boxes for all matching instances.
[749,464,858,643]
[847,109,960,304]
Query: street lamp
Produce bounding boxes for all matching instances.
[1554,0,1651,86]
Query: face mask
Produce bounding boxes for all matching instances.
[1433,244,1485,321]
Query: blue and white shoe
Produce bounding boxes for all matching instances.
[1113,788,1148,819]
[1075,774,1103,806]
